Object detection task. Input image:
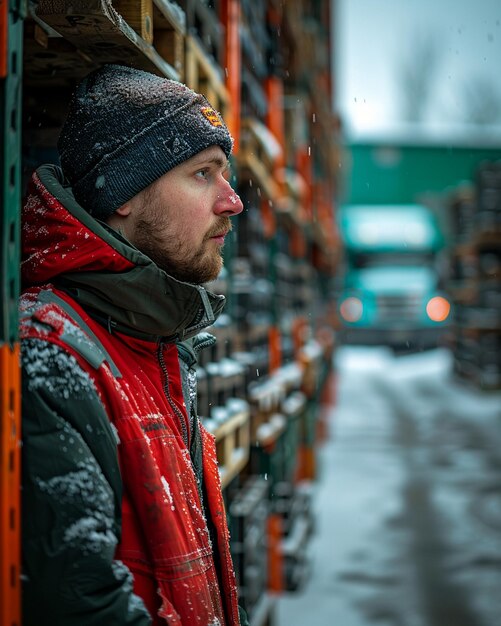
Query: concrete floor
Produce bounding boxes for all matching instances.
[276,347,501,626]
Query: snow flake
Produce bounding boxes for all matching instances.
[95,175,106,189]
[161,475,175,510]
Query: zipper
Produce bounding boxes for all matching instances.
[176,333,216,369]
[192,332,217,356]
[157,341,189,447]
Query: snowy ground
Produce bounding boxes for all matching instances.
[276,347,501,626]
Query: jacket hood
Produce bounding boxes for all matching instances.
[21,165,225,341]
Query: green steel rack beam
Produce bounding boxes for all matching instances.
[0,0,23,344]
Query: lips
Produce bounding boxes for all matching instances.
[209,231,228,244]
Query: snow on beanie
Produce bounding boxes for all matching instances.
[57,64,234,220]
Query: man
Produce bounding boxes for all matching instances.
[20,64,246,626]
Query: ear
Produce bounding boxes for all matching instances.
[114,202,132,217]
[105,202,133,233]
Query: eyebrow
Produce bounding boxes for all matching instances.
[192,153,229,171]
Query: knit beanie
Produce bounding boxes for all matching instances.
[57,64,234,220]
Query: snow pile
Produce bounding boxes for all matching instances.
[22,339,95,398]
[36,459,117,555]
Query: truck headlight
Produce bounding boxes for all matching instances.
[339,297,364,322]
[426,296,450,322]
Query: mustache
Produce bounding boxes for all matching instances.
[205,218,232,239]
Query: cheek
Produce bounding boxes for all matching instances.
[182,202,212,231]
[172,213,206,247]
[155,187,211,242]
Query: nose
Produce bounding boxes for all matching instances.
[214,177,244,216]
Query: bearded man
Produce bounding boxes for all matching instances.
[20,64,247,626]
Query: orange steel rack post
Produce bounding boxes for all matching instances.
[221,0,241,154]
[0,345,21,626]
[0,0,23,624]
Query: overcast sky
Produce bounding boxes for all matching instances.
[333,0,501,142]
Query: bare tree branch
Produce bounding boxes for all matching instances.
[397,31,442,123]
[461,75,501,125]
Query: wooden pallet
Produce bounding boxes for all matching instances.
[279,481,314,592]
[27,0,184,86]
[204,405,250,489]
[238,117,283,203]
[248,379,285,442]
[255,413,287,448]
[248,361,306,444]
[228,476,270,620]
[249,592,277,626]
[114,0,154,43]
[298,339,324,398]
[185,34,229,116]
[151,0,186,77]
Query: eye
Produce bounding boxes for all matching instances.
[195,168,209,180]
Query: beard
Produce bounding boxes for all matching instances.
[132,203,232,285]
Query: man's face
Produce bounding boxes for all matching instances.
[120,146,243,284]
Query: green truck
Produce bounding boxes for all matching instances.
[336,203,451,350]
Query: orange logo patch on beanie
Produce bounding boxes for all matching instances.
[201,106,223,128]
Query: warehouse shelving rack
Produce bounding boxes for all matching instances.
[445,162,501,389]
[1,0,23,623]
[4,1,341,623]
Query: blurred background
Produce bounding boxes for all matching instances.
[1,1,500,625]
[279,2,501,625]
[333,0,501,370]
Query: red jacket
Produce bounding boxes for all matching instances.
[20,165,242,625]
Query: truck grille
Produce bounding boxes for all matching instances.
[376,295,422,321]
